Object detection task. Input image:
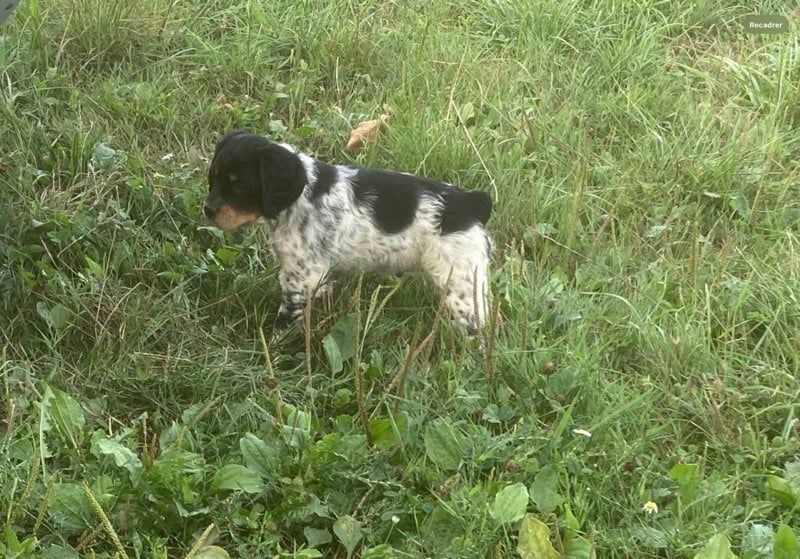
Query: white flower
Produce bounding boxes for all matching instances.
[642,501,658,515]
[161,153,175,161]
[391,515,400,524]
[572,428,592,438]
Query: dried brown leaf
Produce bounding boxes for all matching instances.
[346,114,391,151]
[215,93,233,111]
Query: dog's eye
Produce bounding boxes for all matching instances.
[225,172,245,194]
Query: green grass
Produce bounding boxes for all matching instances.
[1,0,799,557]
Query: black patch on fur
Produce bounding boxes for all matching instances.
[439,189,492,234]
[309,160,337,201]
[351,168,492,235]
[352,169,420,234]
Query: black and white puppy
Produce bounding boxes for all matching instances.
[204,130,493,334]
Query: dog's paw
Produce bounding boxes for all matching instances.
[271,308,307,341]
[269,326,288,343]
[270,313,293,338]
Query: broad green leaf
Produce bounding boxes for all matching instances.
[283,405,312,448]
[369,418,397,449]
[564,505,580,532]
[530,465,563,513]
[158,421,181,451]
[46,386,85,451]
[490,483,528,524]
[48,483,92,535]
[304,526,332,548]
[669,463,701,504]
[368,413,407,450]
[84,256,104,278]
[239,433,279,480]
[729,192,750,218]
[516,514,559,559]
[151,447,205,477]
[93,438,143,486]
[293,550,323,559]
[91,142,117,171]
[325,314,357,369]
[214,247,239,267]
[210,464,265,494]
[333,515,363,559]
[536,222,558,236]
[693,534,736,559]
[482,403,503,423]
[741,523,772,559]
[322,335,344,374]
[48,304,73,330]
[765,475,798,509]
[2,525,29,555]
[423,418,465,471]
[2,525,18,551]
[332,388,353,408]
[563,505,596,559]
[645,224,668,238]
[631,526,668,550]
[774,524,799,559]
[565,533,596,559]
[460,101,476,126]
[268,119,288,135]
[149,447,204,503]
[181,402,205,425]
[301,495,332,519]
[284,406,312,431]
[193,546,231,559]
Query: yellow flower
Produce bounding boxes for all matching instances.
[642,501,658,515]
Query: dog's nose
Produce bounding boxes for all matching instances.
[203,203,216,219]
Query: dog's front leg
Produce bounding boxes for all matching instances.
[273,262,330,331]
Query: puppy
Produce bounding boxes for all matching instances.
[204,130,493,335]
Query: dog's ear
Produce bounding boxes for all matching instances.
[259,144,306,219]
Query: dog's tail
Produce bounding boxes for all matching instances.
[439,188,493,233]
[463,190,492,225]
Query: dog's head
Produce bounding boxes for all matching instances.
[203,130,306,230]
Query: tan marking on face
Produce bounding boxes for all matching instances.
[228,172,239,182]
[211,204,260,231]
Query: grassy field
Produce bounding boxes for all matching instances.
[1,1,799,557]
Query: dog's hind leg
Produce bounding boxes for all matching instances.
[423,228,491,336]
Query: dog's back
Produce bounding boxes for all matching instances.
[349,168,492,236]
